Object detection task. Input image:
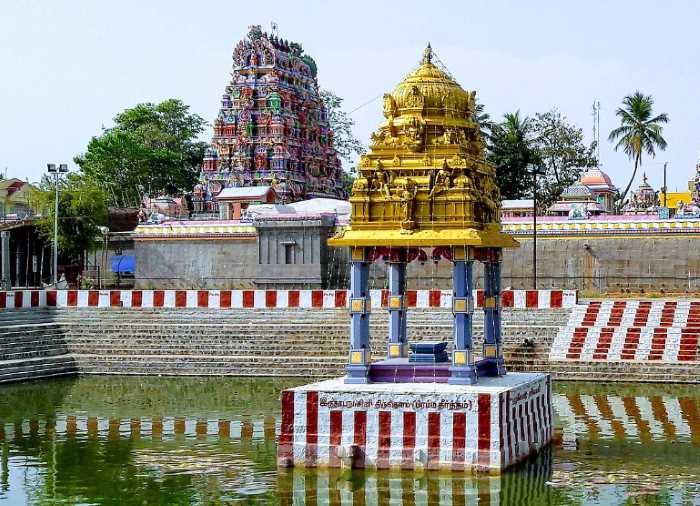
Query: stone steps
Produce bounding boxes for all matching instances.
[0,311,77,382]
[0,355,78,384]
[0,305,561,384]
[0,346,69,361]
[5,306,696,384]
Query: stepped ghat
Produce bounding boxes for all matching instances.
[1,299,698,385]
[0,305,568,383]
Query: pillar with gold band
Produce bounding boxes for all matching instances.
[347,246,371,383]
[449,245,477,384]
[480,247,506,376]
[386,249,408,359]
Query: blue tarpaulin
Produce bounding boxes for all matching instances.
[111,255,135,273]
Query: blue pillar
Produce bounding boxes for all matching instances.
[387,256,408,359]
[346,247,371,383]
[449,246,477,385]
[483,248,506,376]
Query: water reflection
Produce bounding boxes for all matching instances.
[278,450,553,505]
[0,377,698,505]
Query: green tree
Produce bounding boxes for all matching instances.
[488,111,540,200]
[320,90,365,167]
[608,91,669,206]
[74,99,208,207]
[36,174,108,266]
[532,109,597,210]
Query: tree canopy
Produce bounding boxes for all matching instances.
[36,174,108,265]
[320,90,365,168]
[488,111,539,200]
[532,109,597,210]
[74,99,208,208]
[473,101,494,142]
[608,91,669,206]
[486,107,597,211]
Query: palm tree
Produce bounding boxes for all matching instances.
[473,101,494,142]
[608,91,669,206]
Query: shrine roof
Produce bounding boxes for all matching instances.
[247,198,350,224]
[216,186,275,201]
[580,167,616,189]
[561,182,593,198]
[330,224,519,248]
[502,199,534,210]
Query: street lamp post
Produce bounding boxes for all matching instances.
[528,164,544,290]
[47,163,68,286]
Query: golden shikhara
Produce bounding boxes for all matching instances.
[330,45,518,248]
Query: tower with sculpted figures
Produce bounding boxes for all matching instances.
[195,25,345,208]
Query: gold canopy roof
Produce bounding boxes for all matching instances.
[329,45,518,248]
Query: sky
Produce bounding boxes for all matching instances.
[1,0,699,193]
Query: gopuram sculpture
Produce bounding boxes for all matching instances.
[623,173,659,214]
[692,156,700,207]
[196,25,345,207]
[329,44,519,385]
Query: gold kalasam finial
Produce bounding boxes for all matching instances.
[422,43,432,65]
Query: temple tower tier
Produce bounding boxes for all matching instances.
[328,44,519,385]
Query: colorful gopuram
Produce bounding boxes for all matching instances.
[623,173,659,214]
[194,25,345,208]
[278,46,551,473]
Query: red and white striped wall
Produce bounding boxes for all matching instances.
[0,289,577,310]
[277,373,552,472]
[551,300,700,363]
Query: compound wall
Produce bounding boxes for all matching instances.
[502,236,700,292]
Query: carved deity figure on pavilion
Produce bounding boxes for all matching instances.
[332,44,514,244]
[198,25,345,206]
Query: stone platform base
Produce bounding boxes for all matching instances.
[277,372,552,473]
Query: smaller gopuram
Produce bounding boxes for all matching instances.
[195,25,345,209]
[278,46,552,473]
[623,173,659,214]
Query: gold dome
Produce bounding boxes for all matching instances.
[328,44,518,249]
[388,45,472,121]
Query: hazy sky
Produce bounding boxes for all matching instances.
[2,0,699,193]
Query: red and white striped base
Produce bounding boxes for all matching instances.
[0,289,576,310]
[277,373,553,473]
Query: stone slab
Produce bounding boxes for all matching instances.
[277,372,553,473]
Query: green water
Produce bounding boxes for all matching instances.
[0,377,698,505]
